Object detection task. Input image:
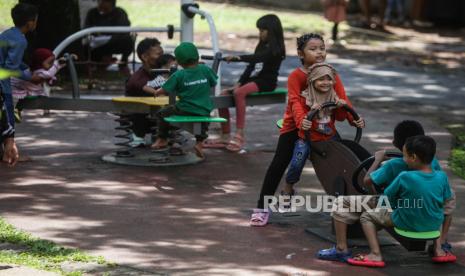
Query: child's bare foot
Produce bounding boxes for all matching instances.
[194,143,204,158]
[151,138,168,149]
[364,253,383,262]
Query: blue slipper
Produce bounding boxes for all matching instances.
[317,246,352,262]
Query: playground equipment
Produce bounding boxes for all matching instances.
[19,1,287,166]
[303,103,439,251]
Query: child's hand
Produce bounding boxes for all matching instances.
[336,99,347,107]
[353,117,365,128]
[374,150,388,162]
[224,56,240,63]
[301,119,312,130]
[311,103,321,110]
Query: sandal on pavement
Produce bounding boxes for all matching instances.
[347,254,385,267]
[250,208,269,227]
[317,246,351,263]
[226,134,245,152]
[202,138,229,149]
[432,252,457,263]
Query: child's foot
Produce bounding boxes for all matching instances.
[194,143,204,159]
[202,137,229,149]
[151,138,168,150]
[226,133,245,152]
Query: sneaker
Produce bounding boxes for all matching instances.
[128,134,146,148]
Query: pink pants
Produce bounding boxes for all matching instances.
[218,82,259,134]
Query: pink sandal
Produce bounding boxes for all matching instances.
[250,209,269,227]
[202,138,229,149]
[226,134,245,152]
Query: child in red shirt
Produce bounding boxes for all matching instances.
[250,34,365,226]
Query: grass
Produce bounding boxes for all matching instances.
[0,217,107,276]
[448,125,465,179]
[0,0,332,34]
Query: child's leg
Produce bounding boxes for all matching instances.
[233,82,259,133]
[152,105,177,148]
[334,219,349,252]
[440,193,455,245]
[284,139,311,191]
[332,23,339,41]
[193,122,209,158]
[331,196,367,251]
[359,209,394,261]
[217,89,232,136]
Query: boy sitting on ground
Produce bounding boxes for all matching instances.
[318,135,455,267]
[151,42,217,158]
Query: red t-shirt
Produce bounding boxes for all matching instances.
[280,67,354,141]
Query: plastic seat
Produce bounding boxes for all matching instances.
[394,227,440,240]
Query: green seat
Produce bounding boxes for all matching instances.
[249,88,287,97]
[394,227,440,240]
[164,115,227,123]
[276,118,283,129]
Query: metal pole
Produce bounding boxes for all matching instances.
[53,26,181,57]
[181,0,194,42]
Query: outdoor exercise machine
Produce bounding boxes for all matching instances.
[19,0,288,166]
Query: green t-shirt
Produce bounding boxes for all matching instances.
[383,170,452,232]
[162,64,217,116]
[370,157,441,187]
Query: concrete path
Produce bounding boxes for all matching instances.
[1,51,465,275]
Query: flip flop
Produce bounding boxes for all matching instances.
[347,254,385,267]
[226,134,245,152]
[202,138,228,149]
[250,209,269,227]
[432,252,457,263]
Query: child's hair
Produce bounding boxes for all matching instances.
[404,135,436,165]
[11,3,38,28]
[159,54,175,68]
[256,14,285,58]
[296,33,324,65]
[30,48,54,71]
[393,120,425,150]
[297,33,324,51]
[136,38,161,60]
[99,0,116,7]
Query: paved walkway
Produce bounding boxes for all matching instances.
[1,52,464,275]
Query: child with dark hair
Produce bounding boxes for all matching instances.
[0,2,38,165]
[11,48,69,103]
[152,42,217,158]
[363,120,455,255]
[204,14,286,152]
[250,33,363,226]
[341,135,455,267]
[142,54,176,95]
[125,38,163,146]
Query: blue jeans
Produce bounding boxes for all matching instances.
[286,139,311,185]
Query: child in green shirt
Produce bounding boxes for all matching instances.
[151,42,217,157]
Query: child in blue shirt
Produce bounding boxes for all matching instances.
[0,3,38,166]
[364,120,455,253]
[345,135,454,267]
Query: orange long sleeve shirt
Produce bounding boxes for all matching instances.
[280,67,354,141]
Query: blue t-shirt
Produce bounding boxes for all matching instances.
[383,170,452,232]
[370,157,441,187]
